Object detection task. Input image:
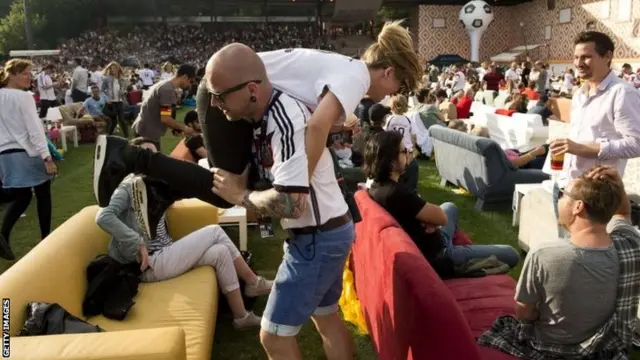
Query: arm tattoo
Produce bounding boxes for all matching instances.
[241,189,307,219]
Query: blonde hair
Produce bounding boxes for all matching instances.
[161,62,174,73]
[0,58,32,88]
[448,120,467,132]
[471,126,490,138]
[361,20,422,92]
[104,61,123,78]
[390,94,408,114]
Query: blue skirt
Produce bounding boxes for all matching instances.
[0,151,53,189]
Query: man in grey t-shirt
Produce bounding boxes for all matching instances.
[132,64,198,149]
[515,166,634,345]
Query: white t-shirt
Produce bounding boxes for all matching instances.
[453,71,466,92]
[259,49,370,124]
[37,72,55,101]
[90,71,103,91]
[477,67,487,81]
[160,72,172,81]
[140,69,155,86]
[384,114,415,152]
[563,74,574,91]
[266,91,348,229]
[72,66,88,93]
[505,68,520,83]
[0,89,50,160]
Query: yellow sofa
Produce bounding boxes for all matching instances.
[1,199,220,360]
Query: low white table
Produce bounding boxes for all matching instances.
[512,183,545,227]
[219,206,248,251]
[60,125,79,152]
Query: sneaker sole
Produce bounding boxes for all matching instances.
[132,177,151,240]
[93,135,107,206]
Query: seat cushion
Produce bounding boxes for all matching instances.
[445,276,520,360]
[444,275,516,337]
[89,267,218,360]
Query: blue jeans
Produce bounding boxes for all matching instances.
[439,202,520,267]
[261,221,354,336]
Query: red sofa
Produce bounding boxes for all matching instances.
[352,191,519,360]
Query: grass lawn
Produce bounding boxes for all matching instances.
[1,106,638,359]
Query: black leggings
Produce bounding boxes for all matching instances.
[1,181,52,243]
[105,102,129,138]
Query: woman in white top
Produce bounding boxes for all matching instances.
[205,20,422,179]
[0,59,58,260]
[384,94,420,193]
[159,62,173,81]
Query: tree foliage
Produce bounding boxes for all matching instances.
[0,0,44,54]
[0,0,97,54]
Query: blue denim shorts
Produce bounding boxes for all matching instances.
[261,221,354,336]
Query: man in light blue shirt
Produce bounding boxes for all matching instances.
[82,85,107,117]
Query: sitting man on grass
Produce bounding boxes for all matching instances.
[169,110,207,163]
[479,166,640,359]
[96,138,273,330]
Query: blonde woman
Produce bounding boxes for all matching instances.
[160,62,174,81]
[0,59,57,260]
[101,62,129,137]
[384,94,422,193]
[200,20,422,182]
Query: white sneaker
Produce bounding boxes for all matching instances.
[244,276,273,298]
[232,312,261,330]
[131,176,151,240]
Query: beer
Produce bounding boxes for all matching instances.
[551,152,565,171]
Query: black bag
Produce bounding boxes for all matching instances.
[218,251,257,314]
[19,302,103,336]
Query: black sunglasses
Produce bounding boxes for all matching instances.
[211,79,262,105]
[559,189,590,207]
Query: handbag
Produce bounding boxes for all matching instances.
[20,302,103,336]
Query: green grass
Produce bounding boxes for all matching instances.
[1,107,637,359]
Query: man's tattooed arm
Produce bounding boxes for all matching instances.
[241,189,307,219]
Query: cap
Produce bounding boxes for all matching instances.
[368,103,391,124]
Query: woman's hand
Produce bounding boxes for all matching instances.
[138,244,149,272]
[44,159,58,175]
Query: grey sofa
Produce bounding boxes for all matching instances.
[429,125,549,211]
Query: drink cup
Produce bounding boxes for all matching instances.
[550,152,565,171]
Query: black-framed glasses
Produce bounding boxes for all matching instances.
[211,79,262,105]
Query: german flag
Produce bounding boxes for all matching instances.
[160,105,172,117]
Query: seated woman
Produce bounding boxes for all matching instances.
[471,126,546,169]
[96,139,272,330]
[504,93,528,114]
[363,131,520,277]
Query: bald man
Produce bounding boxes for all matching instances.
[91,45,356,358]
[208,43,355,360]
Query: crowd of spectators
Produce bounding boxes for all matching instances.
[58,23,334,68]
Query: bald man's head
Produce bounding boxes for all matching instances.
[205,43,272,121]
[206,43,267,93]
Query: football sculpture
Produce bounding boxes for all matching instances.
[459,0,494,62]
